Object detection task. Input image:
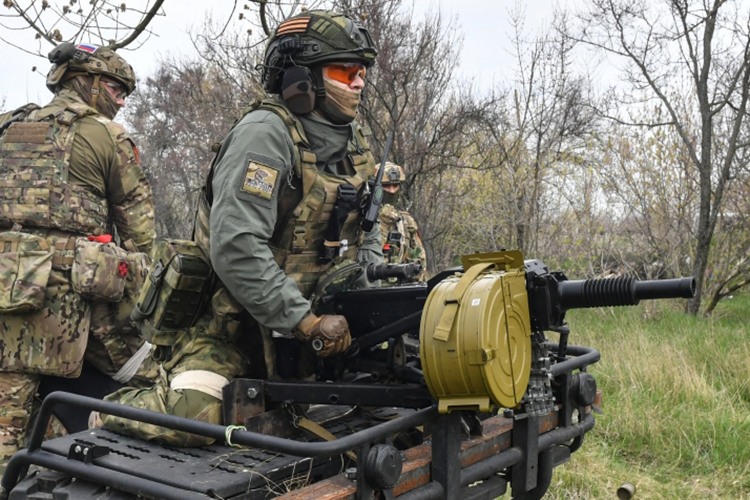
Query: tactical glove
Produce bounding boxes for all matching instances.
[293,313,351,357]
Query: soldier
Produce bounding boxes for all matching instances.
[378,162,428,278]
[0,43,156,468]
[102,10,383,446]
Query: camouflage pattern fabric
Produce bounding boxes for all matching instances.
[0,232,53,314]
[0,91,155,254]
[71,239,128,302]
[379,204,428,280]
[0,372,39,472]
[87,302,158,388]
[224,100,376,299]
[0,265,90,376]
[89,112,155,255]
[131,239,213,347]
[107,101,383,447]
[0,87,155,464]
[86,245,157,386]
[102,315,247,446]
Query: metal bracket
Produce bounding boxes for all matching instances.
[511,414,539,493]
[431,411,463,498]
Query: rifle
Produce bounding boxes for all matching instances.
[360,132,394,233]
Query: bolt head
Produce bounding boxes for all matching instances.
[247,387,259,399]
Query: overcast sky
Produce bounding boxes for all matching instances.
[0,0,562,111]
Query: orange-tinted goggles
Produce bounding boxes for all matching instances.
[324,63,367,85]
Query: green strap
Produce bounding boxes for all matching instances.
[433,262,494,342]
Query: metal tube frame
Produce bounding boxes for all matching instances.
[1,392,438,497]
[2,341,599,499]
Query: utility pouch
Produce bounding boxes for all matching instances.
[131,239,212,346]
[71,238,128,302]
[0,232,53,313]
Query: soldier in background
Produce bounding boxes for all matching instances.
[0,43,156,468]
[378,162,428,280]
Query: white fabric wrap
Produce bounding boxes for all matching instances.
[169,370,230,400]
[112,341,153,384]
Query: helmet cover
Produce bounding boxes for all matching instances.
[46,43,136,95]
[262,10,377,94]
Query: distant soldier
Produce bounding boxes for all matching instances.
[0,42,156,468]
[378,162,428,279]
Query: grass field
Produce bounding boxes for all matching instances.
[543,293,750,499]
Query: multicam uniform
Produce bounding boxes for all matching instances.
[0,88,156,463]
[379,204,427,270]
[103,99,382,446]
[376,161,428,280]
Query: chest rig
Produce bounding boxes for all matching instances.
[196,99,377,299]
[0,99,110,236]
[379,204,406,264]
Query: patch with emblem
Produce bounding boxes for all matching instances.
[241,161,279,200]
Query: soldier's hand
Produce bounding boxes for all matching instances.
[293,314,351,357]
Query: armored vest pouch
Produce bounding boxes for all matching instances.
[71,238,128,302]
[0,232,53,313]
[131,239,212,346]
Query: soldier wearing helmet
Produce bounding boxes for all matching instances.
[0,43,156,467]
[102,10,384,446]
[377,162,428,280]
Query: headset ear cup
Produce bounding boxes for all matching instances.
[281,66,316,114]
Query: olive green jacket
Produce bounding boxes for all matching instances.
[209,110,382,335]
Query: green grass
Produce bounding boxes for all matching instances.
[543,294,750,499]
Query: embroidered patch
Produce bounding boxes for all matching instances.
[241,161,279,200]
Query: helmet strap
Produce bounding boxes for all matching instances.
[90,74,101,109]
[313,65,327,103]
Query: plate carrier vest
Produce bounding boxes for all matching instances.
[194,99,377,300]
[0,100,110,235]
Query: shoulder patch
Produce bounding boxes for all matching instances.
[241,160,279,200]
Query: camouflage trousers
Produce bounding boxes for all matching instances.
[0,373,38,471]
[86,301,159,387]
[103,321,247,447]
[0,302,159,470]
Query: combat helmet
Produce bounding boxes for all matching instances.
[262,10,377,108]
[381,162,406,185]
[46,42,136,96]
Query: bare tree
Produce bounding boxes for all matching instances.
[569,0,750,313]
[1,0,165,52]
[330,0,501,271]
[124,55,264,238]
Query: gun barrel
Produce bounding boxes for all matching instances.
[558,276,695,311]
[367,263,423,282]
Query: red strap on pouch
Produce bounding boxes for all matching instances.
[87,234,113,244]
